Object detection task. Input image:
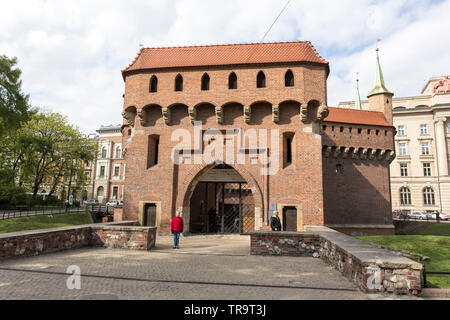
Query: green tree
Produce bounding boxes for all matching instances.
[0,54,36,206]
[17,112,97,200]
[0,55,34,135]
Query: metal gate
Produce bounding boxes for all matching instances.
[191,182,255,234]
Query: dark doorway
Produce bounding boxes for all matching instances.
[189,182,255,234]
[283,207,297,232]
[144,204,157,227]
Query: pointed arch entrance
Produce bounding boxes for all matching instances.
[182,164,263,234]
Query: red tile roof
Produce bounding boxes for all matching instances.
[122,41,328,78]
[324,107,391,127]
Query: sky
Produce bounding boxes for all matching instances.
[1,0,449,134]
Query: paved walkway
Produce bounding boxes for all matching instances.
[0,235,420,300]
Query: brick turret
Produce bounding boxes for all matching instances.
[367,49,394,125]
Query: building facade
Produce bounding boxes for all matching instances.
[339,76,450,215]
[87,125,126,203]
[119,41,396,236]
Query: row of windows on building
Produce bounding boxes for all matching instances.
[145,133,294,169]
[101,146,122,159]
[148,70,295,93]
[398,142,431,156]
[98,164,123,178]
[96,186,122,200]
[400,163,432,177]
[399,187,436,206]
[397,123,450,137]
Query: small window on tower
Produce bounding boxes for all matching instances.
[285,70,294,87]
[336,164,344,175]
[201,73,210,91]
[150,76,158,93]
[283,133,294,168]
[257,71,266,88]
[229,72,237,89]
[147,135,160,168]
[175,74,183,92]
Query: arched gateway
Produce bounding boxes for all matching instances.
[178,163,264,234]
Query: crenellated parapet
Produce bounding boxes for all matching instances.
[123,99,331,127]
[321,122,395,153]
[323,146,395,163]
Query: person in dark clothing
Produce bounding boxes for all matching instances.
[271,211,282,231]
[208,208,216,233]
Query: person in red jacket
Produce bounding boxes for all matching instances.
[171,210,184,249]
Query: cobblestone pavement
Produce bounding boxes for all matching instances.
[0,235,422,300]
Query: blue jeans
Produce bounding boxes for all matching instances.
[173,231,181,247]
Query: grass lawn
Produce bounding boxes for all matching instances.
[357,223,450,289]
[0,212,92,234]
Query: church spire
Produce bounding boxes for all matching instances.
[355,73,362,110]
[368,45,392,97]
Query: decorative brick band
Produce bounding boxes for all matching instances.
[250,227,423,295]
[0,221,156,260]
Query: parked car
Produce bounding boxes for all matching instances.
[426,212,450,221]
[106,200,123,207]
[393,210,409,219]
[408,212,428,220]
[84,199,98,205]
[425,212,437,220]
[392,210,403,217]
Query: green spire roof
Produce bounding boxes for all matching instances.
[355,77,362,110]
[368,50,393,97]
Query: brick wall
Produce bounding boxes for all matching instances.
[321,121,395,230]
[90,225,156,250]
[121,63,328,233]
[322,156,393,227]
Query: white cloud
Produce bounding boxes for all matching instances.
[0,0,449,133]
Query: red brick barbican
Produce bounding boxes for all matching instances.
[120,41,395,236]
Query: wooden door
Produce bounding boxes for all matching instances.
[144,204,157,227]
[283,207,297,232]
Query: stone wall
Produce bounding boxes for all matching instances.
[250,227,423,295]
[250,231,320,257]
[90,224,156,250]
[0,221,156,260]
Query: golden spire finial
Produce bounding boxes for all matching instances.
[368,39,392,97]
[376,39,381,52]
